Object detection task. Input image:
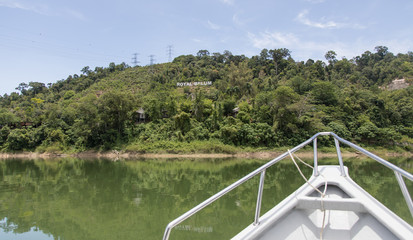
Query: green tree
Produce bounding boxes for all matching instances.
[375,46,389,60]
[0,125,10,146]
[288,76,312,94]
[71,94,100,147]
[269,48,291,75]
[226,61,253,97]
[174,111,191,135]
[197,50,210,58]
[325,50,337,66]
[98,90,134,139]
[272,86,300,134]
[6,128,30,150]
[28,82,46,95]
[0,108,19,126]
[15,82,29,95]
[311,81,338,106]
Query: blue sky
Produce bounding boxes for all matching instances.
[1,0,412,95]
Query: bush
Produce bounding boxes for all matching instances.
[125,139,237,154]
[36,142,65,153]
[6,128,30,151]
[239,123,275,147]
[327,121,351,139]
[0,126,10,146]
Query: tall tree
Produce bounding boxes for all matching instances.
[269,48,291,75]
[16,82,29,95]
[325,50,337,66]
[98,90,134,137]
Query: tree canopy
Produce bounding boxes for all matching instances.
[0,47,412,152]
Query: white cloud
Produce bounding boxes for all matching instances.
[248,30,357,60]
[296,10,365,29]
[305,0,326,3]
[232,13,252,26]
[0,0,50,15]
[296,10,337,29]
[0,0,86,20]
[248,31,299,49]
[248,30,412,61]
[220,0,235,6]
[65,8,86,21]
[375,39,413,56]
[207,20,221,30]
[232,14,242,26]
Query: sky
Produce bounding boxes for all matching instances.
[1,0,412,95]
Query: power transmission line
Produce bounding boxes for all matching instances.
[132,53,139,66]
[149,54,155,65]
[167,45,173,62]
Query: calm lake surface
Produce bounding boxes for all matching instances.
[0,156,412,240]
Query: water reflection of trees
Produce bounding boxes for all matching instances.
[345,157,413,224]
[0,157,411,240]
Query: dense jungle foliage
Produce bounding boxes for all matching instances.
[0,46,412,152]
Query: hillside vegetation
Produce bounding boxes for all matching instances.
[0,46,412,153]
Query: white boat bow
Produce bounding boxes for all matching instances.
[233,165,413,240]
[163,132,413,240]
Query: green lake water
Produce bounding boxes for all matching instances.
[0,157,412,240]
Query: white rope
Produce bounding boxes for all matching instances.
[288,149,327,240]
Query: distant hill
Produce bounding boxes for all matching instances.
[0,46,412,153]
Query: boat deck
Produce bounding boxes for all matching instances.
[232,166,413,240]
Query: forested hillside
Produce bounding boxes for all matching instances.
[1,46,412,153]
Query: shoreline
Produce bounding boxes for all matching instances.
[0,150,411,160]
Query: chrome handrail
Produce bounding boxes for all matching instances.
[162,132,413,240]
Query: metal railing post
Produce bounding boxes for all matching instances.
[334,137,346,176]
[331,132,413,181]
[313,138,319,176]
[394,171,413,218]
[254,170,266,226]
[163,227,172,240]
